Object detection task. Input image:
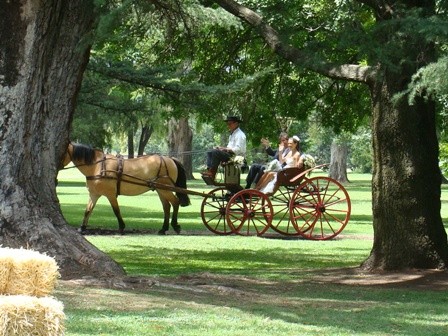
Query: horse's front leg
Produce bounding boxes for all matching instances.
[106,196,126,234]
[81,194,101,234]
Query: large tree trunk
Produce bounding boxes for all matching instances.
[168,117,194,179]
[0,1,125,279]
[362,76,448,270]
[329,140,349,183]
[359,0,448,270]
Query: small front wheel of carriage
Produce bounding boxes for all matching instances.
[201,187,234,235]
[289,176,351,240]
[226,189,273,236]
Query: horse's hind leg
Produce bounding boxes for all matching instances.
[106,196,126,234]
[170,201,181,234]
[81,194,101,234]
[157,198,171,235]
[156,190,181,235]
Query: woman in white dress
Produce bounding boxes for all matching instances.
[256,135,304,194]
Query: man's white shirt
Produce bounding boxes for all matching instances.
[227,127,246,156]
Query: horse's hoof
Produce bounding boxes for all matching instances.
[157,230,166,235]
[119,230,125,235]
[78,228,86,235]
[174,228,181,235]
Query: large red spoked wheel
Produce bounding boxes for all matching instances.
[289,176,351,240]
[268,186,301,236]
[226,189,273,236]
[201,187,234,235]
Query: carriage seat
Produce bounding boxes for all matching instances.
[255,167,305,195]
[202,158,244,187]
[275,167,305,187]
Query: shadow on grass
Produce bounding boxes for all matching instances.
[104,243,367,278]
[56,180,86,190]
[60,259,448,336]
[61,202,209,233]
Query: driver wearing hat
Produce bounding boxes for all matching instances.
[202,116,246,179]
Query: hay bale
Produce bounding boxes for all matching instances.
[0,248,59,297]
[0,295,65,336]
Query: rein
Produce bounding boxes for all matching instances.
[60,158,107,170]
[61,148,107,170]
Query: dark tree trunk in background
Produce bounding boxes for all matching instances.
[0,1,125,279]
[329,140,349,183]
[138,124,153,156]
[168,117,194,179]
[127,128,135,158]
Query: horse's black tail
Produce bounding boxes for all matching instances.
[173,158,191,207]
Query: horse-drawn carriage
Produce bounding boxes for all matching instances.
[200,160,351,240]
[62,143,351,240]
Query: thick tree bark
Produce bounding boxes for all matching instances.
[168,117,194,179]
[217,0,448,270]
[362,78,448,270]
[360,0,448,270]
[329,140,349,183]
[0,1,125,278]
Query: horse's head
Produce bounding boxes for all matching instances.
[61,143,73,168]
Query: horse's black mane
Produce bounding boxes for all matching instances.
[72,143,98,165]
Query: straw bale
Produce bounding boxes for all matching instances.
[0,248,60,296]
[0,295,65,336]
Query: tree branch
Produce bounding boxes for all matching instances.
[87,62,183,96]
[215,0,378,84]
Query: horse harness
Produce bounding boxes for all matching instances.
[86,154,175,196]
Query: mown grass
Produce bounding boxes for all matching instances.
[55,168,448,336]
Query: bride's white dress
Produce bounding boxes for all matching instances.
[260,157,296,194]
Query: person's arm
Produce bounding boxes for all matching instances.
[265,147,276,157]
[260,138,276,157]
[216,131,237,152]
[296,154,304,168]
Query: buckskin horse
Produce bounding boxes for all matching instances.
[61,143,190,234]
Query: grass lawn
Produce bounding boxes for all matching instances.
[55,168,448,336]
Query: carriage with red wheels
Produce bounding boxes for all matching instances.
[62,143,350,238]
[200,161,351,240]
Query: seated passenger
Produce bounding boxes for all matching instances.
[256,135,304,194]
[245,132,289,189]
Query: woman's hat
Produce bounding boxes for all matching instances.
[224,116,242,123]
